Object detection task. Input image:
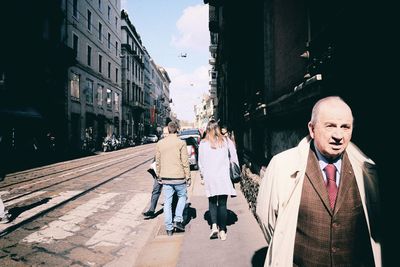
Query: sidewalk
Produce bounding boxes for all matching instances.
[134,171,267,267]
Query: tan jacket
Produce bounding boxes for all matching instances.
[256,136,381,267]
[155,134,190,183]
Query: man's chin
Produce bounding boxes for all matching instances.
[328,149,343,158]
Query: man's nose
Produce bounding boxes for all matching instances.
[331,128,344,140]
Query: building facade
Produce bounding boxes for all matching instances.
[65,0,122,152]
[204,0,393,263]
[194,94,214,131]
[0,0,75,170]
[120,10,145,141]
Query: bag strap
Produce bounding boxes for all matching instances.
[226,139,231,160]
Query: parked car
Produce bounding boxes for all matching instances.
[178,128,201,144]
[179,136,199,170]
[147,134,158,143]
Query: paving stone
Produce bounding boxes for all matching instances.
[24,251,73,267]
[1,243,32,259]
[34,241,75,255]
[68,247,114,266]
[66,234,88,246]
[0,257,27,267]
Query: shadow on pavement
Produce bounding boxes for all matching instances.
[143,202,196,226]
[203,209,238,227]
[143,208,164,220]
[251,246,267,267]
[183,203,196,226]
[7,197,51,223]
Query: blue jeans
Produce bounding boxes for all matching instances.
[163,183,187,231]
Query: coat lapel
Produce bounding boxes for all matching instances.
[333,152,354,215]
[305,149,333,215]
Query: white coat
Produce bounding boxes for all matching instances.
[199,138,237,197]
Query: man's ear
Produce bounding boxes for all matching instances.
[308,121,315,139]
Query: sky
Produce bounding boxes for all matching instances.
[121,0,210,122]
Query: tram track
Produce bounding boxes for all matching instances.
[0,145,156,237]
[3,152,149,203]
[0,145,154,190]
[0,155,154,237]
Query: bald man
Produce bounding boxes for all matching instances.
[256,96,381,266]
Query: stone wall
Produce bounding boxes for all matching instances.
[240,164,262,215]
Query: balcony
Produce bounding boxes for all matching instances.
[209,58,216,65]
[208,4,219,33]
[209,44,217,53]
[131,101,145,111]
[209,80,217,86]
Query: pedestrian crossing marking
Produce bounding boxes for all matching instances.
[5,191,47,206]
[85,193,150,248]
[0,191,82,232]
[22,192,119,243]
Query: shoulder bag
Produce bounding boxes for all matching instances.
[228,146,241,183]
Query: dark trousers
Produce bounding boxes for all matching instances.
[208,195,228,231]
[148,179,162,212]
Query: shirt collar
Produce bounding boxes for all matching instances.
[314,146,342,175]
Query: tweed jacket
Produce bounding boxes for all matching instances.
[155,134,191,182]
[256,136,381,267]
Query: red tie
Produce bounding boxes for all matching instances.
[324,164,337,210]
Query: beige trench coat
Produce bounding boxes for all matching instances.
[256,136,381,267]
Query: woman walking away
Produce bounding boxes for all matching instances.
[198,120,238,240]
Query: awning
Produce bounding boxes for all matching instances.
[0,106,43,119]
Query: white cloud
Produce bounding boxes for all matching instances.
[121,0,128,10]
[171,5,210,51]
[166,65,210,122]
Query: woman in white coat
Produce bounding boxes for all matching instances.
[198,120,238,240]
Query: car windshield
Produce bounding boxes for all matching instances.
[179,129,200,136]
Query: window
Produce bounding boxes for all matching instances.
[42,19,50,40]
[70,73,80,99]
[114,92,119,111]
[115,68,119,83]
[108,6,111,21]
[108,62,111,78]
[107,32,111,49]
[86,79,94,104]
[97,85,104,107]
[98,0,102,10]
[98,22,102,41]
[127,56,130,71]
[72,33,78,56]
[211,70,217,79]
[98,54,102,73]
[115,41,118,57]
[130,83,134,101]
[115,16,118,29]
[87,45,92,66]
[87,10,92,31]
[106,89,112,108]
[127,80,130,101]
[73,0,78,18]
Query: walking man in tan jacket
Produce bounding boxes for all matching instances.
[156,121,191,236]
